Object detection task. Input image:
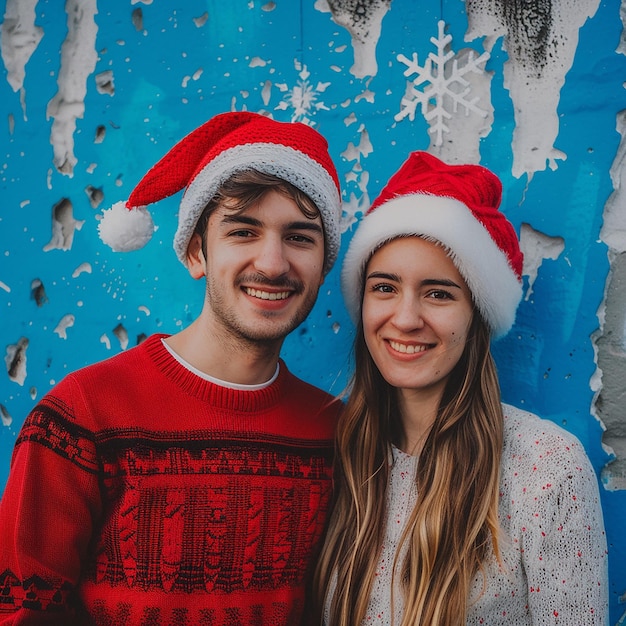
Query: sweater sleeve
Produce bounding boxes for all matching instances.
[0,376,102,624]
[519,434,609,625]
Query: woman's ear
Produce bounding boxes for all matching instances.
[186,233,206,279]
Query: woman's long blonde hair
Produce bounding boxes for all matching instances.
[313,311,504,626]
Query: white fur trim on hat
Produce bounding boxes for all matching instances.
[174,142,341,274]
[341,194,523,338]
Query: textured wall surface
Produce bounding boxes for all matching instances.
[1,0,625,622]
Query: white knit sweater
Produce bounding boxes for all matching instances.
[325,404,609,625]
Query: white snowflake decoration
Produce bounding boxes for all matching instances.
[275,60,330,126]
[395,20,490,146]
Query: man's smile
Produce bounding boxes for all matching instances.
[243,287,292,301]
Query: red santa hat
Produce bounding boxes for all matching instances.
[98,111,342,273]
[341,151,524,338]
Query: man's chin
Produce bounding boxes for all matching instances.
[240,323,301,344]
[238,311,311,343]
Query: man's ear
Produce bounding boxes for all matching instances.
[186,233,206,279]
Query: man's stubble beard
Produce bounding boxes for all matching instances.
[204,274,321,346]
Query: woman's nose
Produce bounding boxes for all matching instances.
[391,294,425,332]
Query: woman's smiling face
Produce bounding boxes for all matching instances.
[362,236,474,404]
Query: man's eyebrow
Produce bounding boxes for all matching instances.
[288,221,324,234]
[221,214,261,227]
[220,214,323,234]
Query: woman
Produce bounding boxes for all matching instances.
[314,152,608,625]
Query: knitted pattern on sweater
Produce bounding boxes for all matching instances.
[326,404,608,625]
[0,334,341,625]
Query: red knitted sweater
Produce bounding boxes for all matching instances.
[0,334,340,625]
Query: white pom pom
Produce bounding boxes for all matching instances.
[98,202,155,252]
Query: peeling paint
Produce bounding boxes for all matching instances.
[260,80,272,105]
[85,185,104,209]
[5,338,28,386]
[601,111,626,251]
[354,86,374,104]
[131,8,143,32]
[595,109,626,490]
[0,404,12,427]
[317,0,391,78]
[46,0,98,176]
[30,278,48,307]
[465,0,600,180]
[182,68,203,88]
[95,70,115,96]
[0,0,43,115]
[43,198,85,252]
[54,314,75,340]
[618,0,626,56]
[519,223,565,301]
[193,12,209,28]
[341,124,373,162]
[100,334,111,350]
[94,125,106,143]
[72,262,92,278]
[340,122,372,231]
[113,323,129,350]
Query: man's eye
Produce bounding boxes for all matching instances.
[288,234,315,244]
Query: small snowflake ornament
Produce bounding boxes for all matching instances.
[395,20,490,146]
[275,60,330,126]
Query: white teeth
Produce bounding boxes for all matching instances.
[245,287,290,301]
[389,340,427,354]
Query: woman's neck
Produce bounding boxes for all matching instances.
[396,387,442,455]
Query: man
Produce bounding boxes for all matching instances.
[0,112,343,625]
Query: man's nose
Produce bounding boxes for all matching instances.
[253,237,290,278]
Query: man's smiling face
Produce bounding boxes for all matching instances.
[187,189,325,347]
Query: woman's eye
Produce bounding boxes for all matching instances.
[372,283,394,293]
[429,289,453,300]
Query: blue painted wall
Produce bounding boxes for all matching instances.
[1,1,624,622]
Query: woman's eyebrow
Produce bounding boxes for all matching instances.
[365,272,462,290]
[366,271,401,282]
[421,278,463,289]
